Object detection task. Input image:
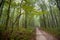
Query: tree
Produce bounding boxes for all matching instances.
[55,0,60,10]
[0,0,5,18]
[5,0,11,30]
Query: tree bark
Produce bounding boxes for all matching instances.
[0,0,5,18]
[5,0,11,30]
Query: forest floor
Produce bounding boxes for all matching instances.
[36,27,58,40]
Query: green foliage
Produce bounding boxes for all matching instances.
[22,5,33,12]
[0,0,60,40]
[9,27,35,40]
[31,10,48,16]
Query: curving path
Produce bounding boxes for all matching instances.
[36,27,57,40]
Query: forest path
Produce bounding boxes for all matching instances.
[36,27,57,40]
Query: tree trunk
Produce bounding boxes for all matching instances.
[5,0,11,30]
[0,0,5,18]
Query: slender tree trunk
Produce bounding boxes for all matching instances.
[10,8,15,33]
[5,0,11,30]
[0,0,5,18]
[25,12,27,28]
[49,5,55,27]
[53,12,58,27]
[55,0,60,10]
[39,15,43,27]
[41,7,46,28]
[46,14,50,28]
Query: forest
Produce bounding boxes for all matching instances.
[0,0,60,40]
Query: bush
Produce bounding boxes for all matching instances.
[0,27,35,40]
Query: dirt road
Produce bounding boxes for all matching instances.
[36,27,57,40]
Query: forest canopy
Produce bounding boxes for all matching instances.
[0,0,60,40]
